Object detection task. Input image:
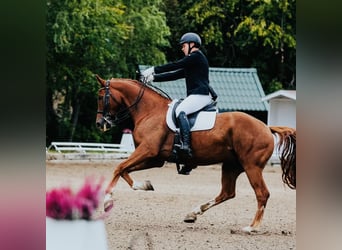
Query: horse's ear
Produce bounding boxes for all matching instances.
[95,74,106,87]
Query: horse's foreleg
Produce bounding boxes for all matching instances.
[103,154,164,212]
[103,152,150,211]
[121,158,164,190]
[184,163,242,223]
[103,165,125,212]
[242,167,270,233]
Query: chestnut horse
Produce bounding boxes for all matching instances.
[95,75,296,232]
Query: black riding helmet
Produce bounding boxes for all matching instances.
[179,32,202,47]
[179,33,202,55]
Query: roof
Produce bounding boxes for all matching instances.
[139,66,268,112]
[261,90,296,102]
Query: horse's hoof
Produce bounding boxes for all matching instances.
[145,180,154,191]
[242,226,258,233]
[184,213,197,223]
[104,199,114,212]
[132,180,154,191]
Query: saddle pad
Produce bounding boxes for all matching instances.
[166,99,217,132]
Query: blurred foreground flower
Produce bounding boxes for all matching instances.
[46,177,104,220]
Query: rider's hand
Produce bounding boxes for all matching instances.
[141,67,154,78]
[140,74,154,83]
[145,74,154,83]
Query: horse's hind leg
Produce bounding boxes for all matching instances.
[184,161,243,223]
[243,166,270,233]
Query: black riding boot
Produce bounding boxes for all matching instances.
[177,111,192,158]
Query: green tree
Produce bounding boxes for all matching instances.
[162,0,296,93]
[46,0,131,144]
[233,0,296,92]
[46,0,296,145]
[161,0,193,60]
[46,0,170,144]
[119,0,171,77]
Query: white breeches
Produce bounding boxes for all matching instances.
[175,94,212,117]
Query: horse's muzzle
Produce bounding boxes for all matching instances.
[96,117,112,132]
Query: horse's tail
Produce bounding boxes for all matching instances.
[269,126,296,189]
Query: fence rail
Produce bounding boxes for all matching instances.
[46,141,135,161]
[47,142,132,154]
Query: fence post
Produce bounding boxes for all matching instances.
[120,129,135,152]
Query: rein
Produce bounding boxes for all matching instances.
[98,79,147,125]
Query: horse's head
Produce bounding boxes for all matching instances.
[95,75,123,132]
[95,75,168,132]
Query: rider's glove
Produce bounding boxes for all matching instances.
[139,74,154,83]
[144,74,154,83]
[141,67,154,78]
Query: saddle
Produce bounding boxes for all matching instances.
[171,101,217,129]
[166,99,217,132]
[166,99,218,174]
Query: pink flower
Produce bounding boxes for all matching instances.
[74,177,104,220]
[46,187,74,220]
[46,177,104,220]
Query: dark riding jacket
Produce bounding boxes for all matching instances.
[153,50,210,96]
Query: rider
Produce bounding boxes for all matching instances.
[140,32,217,157]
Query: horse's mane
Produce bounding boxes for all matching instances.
[115,78,172,101]
[143,82,172,100]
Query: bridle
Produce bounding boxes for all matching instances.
[97,79,146,127]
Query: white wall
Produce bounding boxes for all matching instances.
[268,99,296,128]
[267,98,296,165]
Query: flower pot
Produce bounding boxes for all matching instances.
[46,217,108,250]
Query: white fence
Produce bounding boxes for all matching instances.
[47,142,132,154]
[46,133,135,161]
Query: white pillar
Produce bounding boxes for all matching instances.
[120,129,135,152]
